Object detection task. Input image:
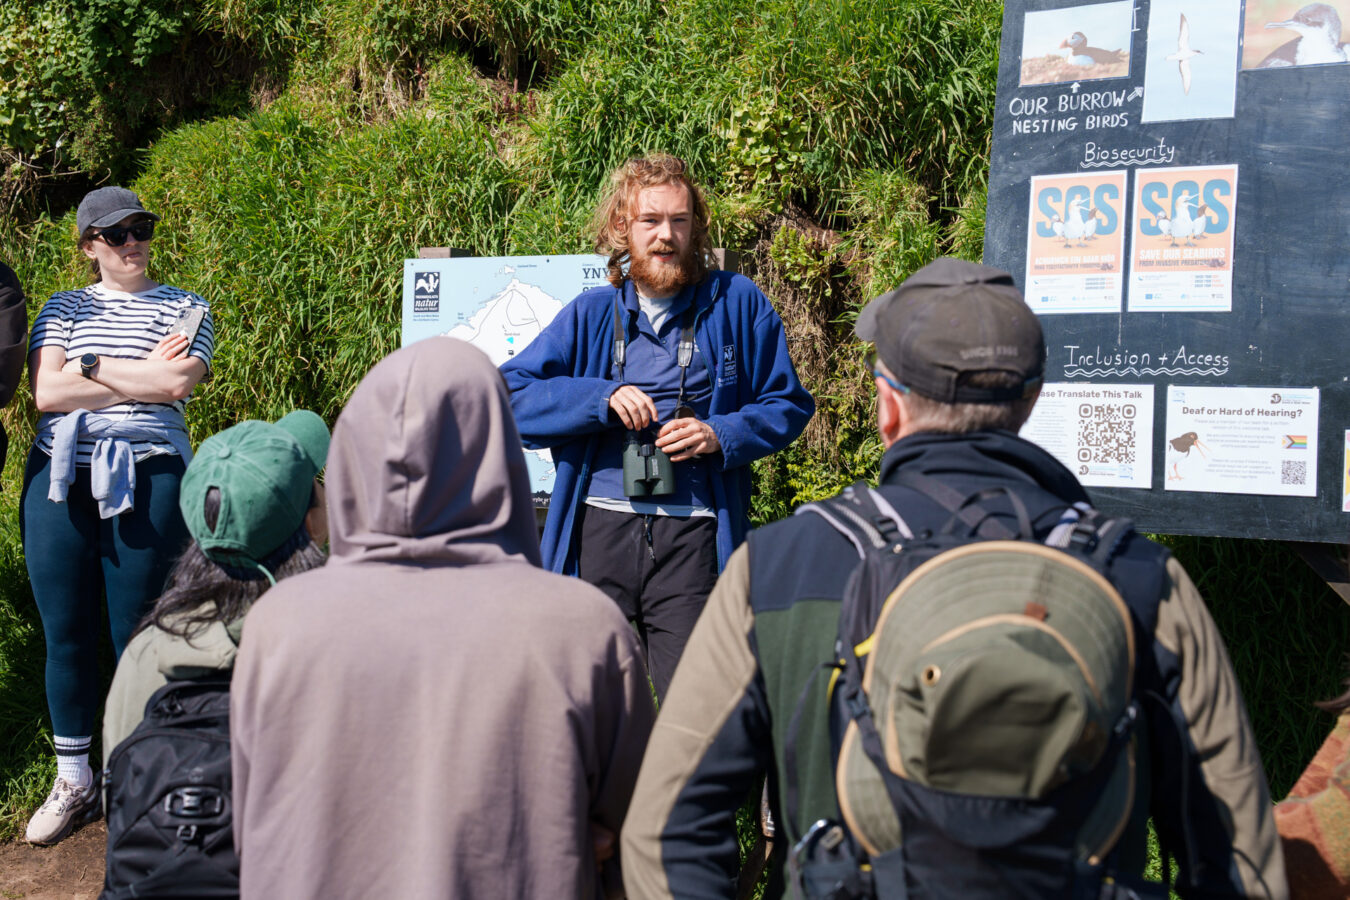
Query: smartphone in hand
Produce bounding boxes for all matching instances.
[168,306,205,344]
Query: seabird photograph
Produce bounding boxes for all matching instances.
[1243,0,1350,67]
[1142,0,1241,123]
[1020,0,1133,85]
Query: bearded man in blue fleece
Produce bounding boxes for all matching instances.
[501,154,813,699]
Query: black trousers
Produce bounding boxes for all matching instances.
[577,505,719,700]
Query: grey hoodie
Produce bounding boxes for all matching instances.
[230,338,655,899]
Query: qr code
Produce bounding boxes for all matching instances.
[1281,460,1307,485]
[1076,403,1137,464]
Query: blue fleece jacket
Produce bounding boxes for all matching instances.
[501,271,814,575]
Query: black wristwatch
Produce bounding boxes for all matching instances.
[79,353,98,379]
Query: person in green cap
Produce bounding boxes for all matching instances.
[101,409,331,765]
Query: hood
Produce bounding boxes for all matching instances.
[880,429,1091,506]
[155,618,239,678]
[326,337,542,568]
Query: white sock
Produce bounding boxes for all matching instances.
[54,736,92,787]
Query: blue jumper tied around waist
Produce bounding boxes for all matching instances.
[46,409,193,518]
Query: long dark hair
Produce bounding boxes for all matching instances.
[136,486,326,640]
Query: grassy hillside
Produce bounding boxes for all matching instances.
[1,0,1347,851]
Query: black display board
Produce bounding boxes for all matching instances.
[986,0,1350,542]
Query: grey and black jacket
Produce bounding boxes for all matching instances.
[621,429,1287,900]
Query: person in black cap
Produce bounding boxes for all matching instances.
[22,186,215,845]
[621,257,1287,899]
[0,262,30,471]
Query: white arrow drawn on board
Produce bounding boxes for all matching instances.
[1128,86,1144,101]
[1071,82,1081,93]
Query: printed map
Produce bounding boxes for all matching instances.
[402,254,610,502]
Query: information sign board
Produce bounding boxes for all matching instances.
[988,0,1350,541]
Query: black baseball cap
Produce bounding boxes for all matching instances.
[76,187,160,235]
[854,257,1045,403]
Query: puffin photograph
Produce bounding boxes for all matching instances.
[1060,31,1131,66]
[1020,0,1133,85]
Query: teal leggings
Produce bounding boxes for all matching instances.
[21,448,188,737]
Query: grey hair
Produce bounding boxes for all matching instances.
[894,370,1038,434]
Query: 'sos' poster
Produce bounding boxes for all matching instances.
[1025,171,1128,314]
[1128,164,1238,312]
[1163,385,1318,496]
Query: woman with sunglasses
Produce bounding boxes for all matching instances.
[21,186,214,845]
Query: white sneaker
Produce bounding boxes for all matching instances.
[24,775,100,845]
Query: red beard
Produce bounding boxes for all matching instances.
[629,241,694,296]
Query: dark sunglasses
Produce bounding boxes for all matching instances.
[94,221,155,247]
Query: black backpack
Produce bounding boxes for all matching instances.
[782,474,1170,900]
[101,676,239,899]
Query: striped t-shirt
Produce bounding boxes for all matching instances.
[30,283,215,465]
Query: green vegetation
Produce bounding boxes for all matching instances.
[2,0,1348,875]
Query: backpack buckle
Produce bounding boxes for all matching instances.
[176,824,199,843]
[1113,703,1139,739]
[164,786,225,818]
[1068,522,1100,553]
[843,688,872,723]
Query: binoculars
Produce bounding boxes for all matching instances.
[622,432,675,497]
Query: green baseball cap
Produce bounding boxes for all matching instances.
[180,410,330,572]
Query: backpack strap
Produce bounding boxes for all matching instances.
[890,471,1022,540]
[794,482,913,556]
[783,484,912,840]
[1043,502,1093,548]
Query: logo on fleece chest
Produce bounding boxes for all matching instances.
[717,344,738,387]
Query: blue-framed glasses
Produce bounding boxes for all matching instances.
[865,352,909,394]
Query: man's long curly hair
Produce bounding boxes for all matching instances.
[590,154,715,289]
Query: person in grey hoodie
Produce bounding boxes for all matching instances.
[230,337,656,900]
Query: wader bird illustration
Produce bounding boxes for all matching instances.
[1165,13,1203,93]
[1167,431,1210,481]
[1258,3,1348,66]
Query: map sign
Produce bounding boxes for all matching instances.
[402,254,610,503]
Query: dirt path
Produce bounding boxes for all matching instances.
[0,821,105,899]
